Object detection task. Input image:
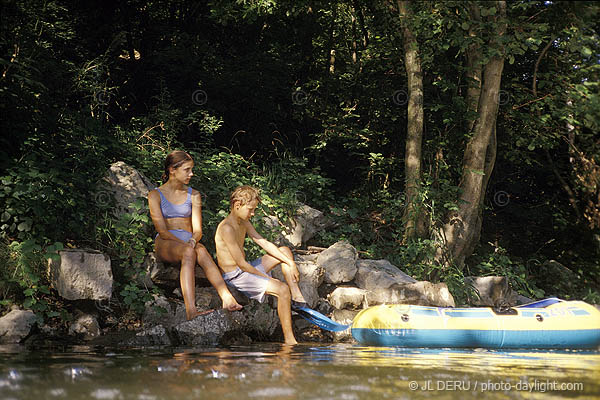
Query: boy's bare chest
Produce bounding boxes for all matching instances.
[236,226,247,246]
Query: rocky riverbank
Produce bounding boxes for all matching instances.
[0,162,533,347]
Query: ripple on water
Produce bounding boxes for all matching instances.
[64,366,92,380]
[90,388,122,400]
[136,394,158,400]
[248,387,297,397]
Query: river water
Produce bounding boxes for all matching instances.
[1,343,598,399]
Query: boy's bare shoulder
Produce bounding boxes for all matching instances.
[216,218,233,235]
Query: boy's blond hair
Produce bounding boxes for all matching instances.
[230,185,261,209]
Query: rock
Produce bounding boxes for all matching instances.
[170,310,232,346]
[68,313,101,339]
[0,309,37,344]
[315,298,335,315]
[195,287,222,310]
[543,260,578,280]
[465,276,517,307]
[365,281,455,307]
[355,259,416,291]
[172,302,278,346]
[328,287,366,310]
[126,325,172,346]
[317,241,358,284]
[515,293,534,305]
[331,309,356,342]
[271,253,324,308]
[98,161,155,219]
[142,295,187,329]
[143,252,208,288]
[264,204,334,248]
[47,249,113,301]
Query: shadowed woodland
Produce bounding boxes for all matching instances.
[1,0,599,322]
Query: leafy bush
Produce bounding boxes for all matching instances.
[0,239,66,322]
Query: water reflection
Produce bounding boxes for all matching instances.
[0,343,598,399]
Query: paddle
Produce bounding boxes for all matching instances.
[293,304,351,332]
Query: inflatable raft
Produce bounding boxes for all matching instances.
[351,298,600,349]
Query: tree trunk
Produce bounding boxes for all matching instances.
[327,7,337,74]
[397,0,427,240]
[465,3,482,132]
[435,1,506,269]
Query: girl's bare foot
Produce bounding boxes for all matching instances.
[186,309,214,320]
[284,338,298,345]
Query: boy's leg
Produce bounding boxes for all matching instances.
[261,246,306,303]
[265,278,297,345]
[195,244,242,311]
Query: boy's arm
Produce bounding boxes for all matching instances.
[245,221,297,268]
[219,223,270,279]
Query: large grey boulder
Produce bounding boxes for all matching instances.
[465,276,518,307]
[365,281,455,307]
[48,249,113,301]
[264,204,334,248]
[97,161,154,219]
[172,303,278,346]
[0,309,37,344]
[355,259,416,291]
[317,241,358,284]
[271,254,324,308]
[328,287,366,310]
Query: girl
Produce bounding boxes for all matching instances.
[148,150,242,320]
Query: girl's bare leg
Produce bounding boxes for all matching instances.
[155,237,210,320]
[195,245,242,311]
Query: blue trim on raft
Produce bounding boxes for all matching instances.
[444,310,494,318]
[351,328,600,349]
[516,298,562,308]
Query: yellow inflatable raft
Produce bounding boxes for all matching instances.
[351,298,600,349]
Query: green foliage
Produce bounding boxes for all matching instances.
[0,239,66,322]
[96,198,160,315]
[468,244,545,300]
[186,151,334,260]
[1,0,599,323]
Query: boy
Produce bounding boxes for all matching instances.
[215,185,307,344]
